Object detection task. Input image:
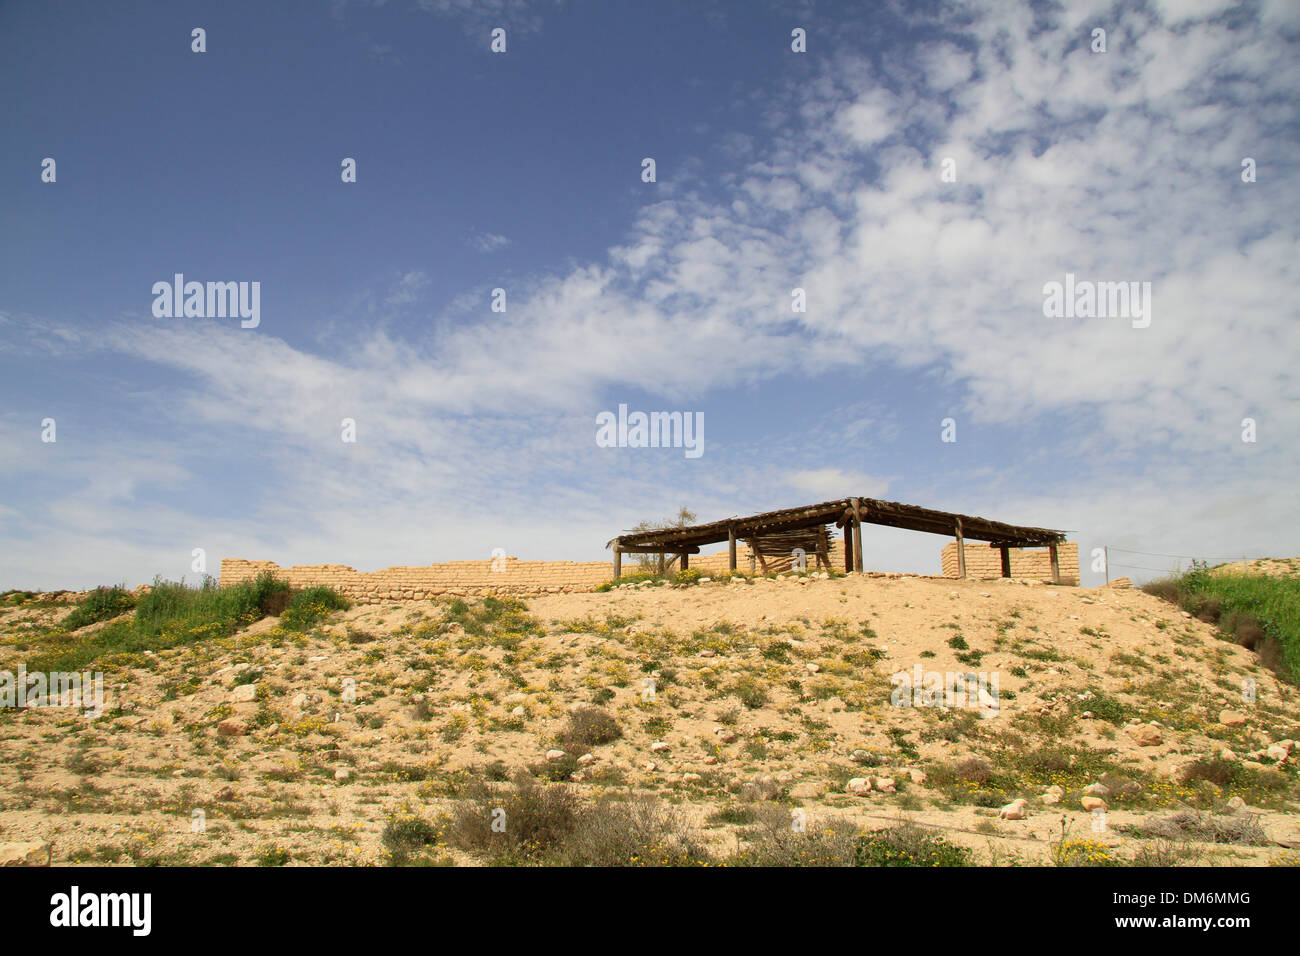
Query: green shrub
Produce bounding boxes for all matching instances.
[727,805,860,866]
[1143,561,1299,682]
[382,810,442,865]
[446,775,699,866]
[279,586,351,631]
[559,707,622,751]
[26,575,348,672]
[734,676,769,709]
[63,586,136,631]
[853,824,972,867]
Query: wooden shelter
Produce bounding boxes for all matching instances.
[606,497,1068,582]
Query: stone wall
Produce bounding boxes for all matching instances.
[218,557,614,603]
[940,542,1079,583]
[220,537,1076,604]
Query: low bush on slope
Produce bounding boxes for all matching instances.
[1143,560,1300,682]
[24,572,345,673]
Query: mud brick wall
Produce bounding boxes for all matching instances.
[940,542,1078,583]
[689,540,846,574]
[219,558,615,603]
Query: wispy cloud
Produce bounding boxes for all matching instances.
[467,231,512,253]
[4,0,1298,588]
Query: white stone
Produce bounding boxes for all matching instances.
[998,798,1028,820]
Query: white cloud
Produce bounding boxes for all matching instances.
[785,469,892,500]
[5,1,1297,588]
[383,270,430,306]
[467,232,512,253]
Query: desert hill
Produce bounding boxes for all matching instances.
[1,569,1297,866]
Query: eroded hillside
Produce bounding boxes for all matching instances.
[1,571,1298,866]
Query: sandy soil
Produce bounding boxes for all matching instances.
[0,568,1297,866]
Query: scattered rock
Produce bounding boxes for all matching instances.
[650,741,671,753]
[0,843,50,867]
[216,718,249,736]
[1219,709,1248,727]
[846,777,872,795]
[998,798,1028,820]
[334,769,351,782]
[1126,723,1163,747]
[545,749,567,762]
[576,753,596,766]
[1081,796,1107,811]
[228,683,258,704]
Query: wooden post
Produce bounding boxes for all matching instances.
[612,546,622,581]
[817,526,829,569]
[843,523,854,572]
[1049,542,1060,584]
[680,551,689,571]
[955,518,966,579]
[728,526,737,572]
[1000,545,1011,578]
[657,552,665,576]
[851,498,865,574]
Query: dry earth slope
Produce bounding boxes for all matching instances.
[1,568,1298,866]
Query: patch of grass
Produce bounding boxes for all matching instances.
[279,586,351,631]
[62,586,136,631]
[853,823,972,867]
[1144,561,1300,681]
[725,805,860,867]
[25,574,345,673]
[446,773,700,865]
[442,595,544,641]
[382,807,443,865]
[734,676,769,710]
[255,844,292,867]
[1128,810,1269,846]
[559,707,623,751]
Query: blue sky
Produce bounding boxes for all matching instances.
[2,0,1298,590]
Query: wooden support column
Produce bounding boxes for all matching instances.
[728,526,737,572]
[817,526,829,570]
[680,551,689,571]
[843,523,854,573]
[1000,545,1011,578]
[612,546,622,581]
[657,552,665,576]
[955,518,966,579]
[851,498,865,574]
[1049,542,1060,584]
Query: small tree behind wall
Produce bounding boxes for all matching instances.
[627,506,697,571]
